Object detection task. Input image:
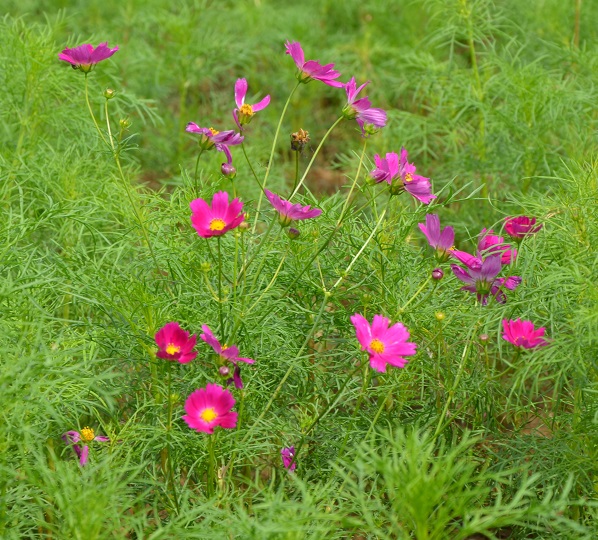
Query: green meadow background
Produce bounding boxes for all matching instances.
[1,0,597,538]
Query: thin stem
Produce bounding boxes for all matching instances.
[207,434,216,498]
[253,81,301,232]
[193,148,205,189]
[217,237,224,333]
[165,362,179,513]
[291,150,300,196]
[290,116,344,200]
[84,74,110,149]
[396,275,433,316]
[241,142,262,189]
[104,99,115,152]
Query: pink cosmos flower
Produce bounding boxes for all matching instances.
[233,78,270,129]
[185,124,244,165]
[285,41,343,87]
[450,254,521,305]
[504,216,542,239]
[58,42,118,73]
[182,383,238,434]
[350,314,417,373]
[190,191,245,238]
[502,319,548,349]
[265,189,322,227]
[155,322,197,364]
[62,427,110,466]
[418,214,455,262]
[342,77,387,137]
[370,149,436,204]
[450,229,516,268]
[281,446,297,471]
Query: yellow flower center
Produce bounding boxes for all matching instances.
[209,127,219,136]
[200,408,218,423]
[80,427,95,442]
[370,339,385,354]
[166,343,180,355]
[404,173,414,183]
[209,218,226,231]
[239,103,254,117]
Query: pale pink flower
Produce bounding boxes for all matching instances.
[285,41,343,87]
[342,77,387,137]
[418,214,455,262]
[62,427,110,466]
[233,78,270,129]
[265,189,322,227]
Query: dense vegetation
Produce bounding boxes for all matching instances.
[1,0,597,538]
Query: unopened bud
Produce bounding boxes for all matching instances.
[290,128,310,152]
[219,366,231,377]
[287,227,300,239]
[221,162,236,178]
[103,88,115,99]
[200,262,211,273]
[432,268,444,280]
[238,220,250,231]
[479,333,489,344]
[119,117,131,130]
[435,311,445,322]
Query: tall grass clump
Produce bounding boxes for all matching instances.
[1,1,597,538]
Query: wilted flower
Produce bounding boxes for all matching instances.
[350,313,417,372]
[62,428,110,466]
[281,446,297,471]
[59,42,119,72]
[265,189,322,227]
[370,149,436,204]
[342,77,386,137]
[418,214,455,262]
[155,322,197,364]
[502,319,548,349]
[285,40,343,87]
[233,78,270,129]
[290,129,310,152]
[504,216,542,239]
[190,191,244,238]
[450,254,521,305]
[182,383,238,434]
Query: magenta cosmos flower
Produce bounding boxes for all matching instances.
[504,216,542,239]
[350,314,417,372]
[186,123,244,166]
[190,191,244,238]
[342,77,387,137]
[62,427,110,466]
[182,383,238,434]
[451,229,516,268]
[502,319,548,349]
[450,254,521,305]
[281,446,297,471]
[155,322,197,364]
[201,325,254,389]
[370,149,436,204]
[418,214,455,262]
[265,189,322,227]
[233,78,270,129]
[285,40,343,87]
[59,42,118,73]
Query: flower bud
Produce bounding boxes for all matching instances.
[287,227,300,239]
[435,311,445,322]
[221,162,236,178]
[103,88,115,99]
[238,220,250,231]
[119,117,131,130]
[479,333,489,344]
[290,129,310,152]
[219,366,231,377]
[200,262,211,273]
[432,268,444,281]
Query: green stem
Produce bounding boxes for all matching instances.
[166,362,179,513]
[241,142,263,189]
[193,148,205,189]
[84,74,110,149]
[291,149,300,196]
[217,237,224,333]
[396,275,433,316]
[207,433,216,498]
[253,81,301,232]
[289,116,344,200]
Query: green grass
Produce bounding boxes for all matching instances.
[1,1,597,538]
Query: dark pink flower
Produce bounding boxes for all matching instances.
[182,384,238,434]
[190,191,244,238]
[62,427,110,466]
[350,314,417,373]
[58,42,118,72]
[285,41,343,87]
[502,319,548,349]
[450,254,521,305]
[155,322,197,364]
[265,189,322,227]
[418,214,455,262]
[477,229,517,265]
[504,216,542,239]
[233,78,270,129]
[370,149,436,204]
[281,446,297,471]
[342,77,387,137]
[185,124,244,166]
